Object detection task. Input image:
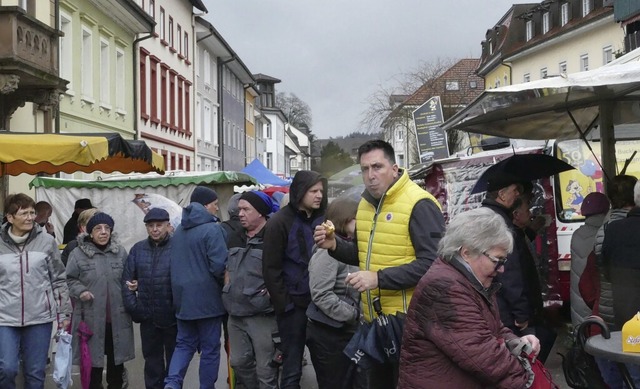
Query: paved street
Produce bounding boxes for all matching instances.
[39,322,572,388]
[43,323,318,389]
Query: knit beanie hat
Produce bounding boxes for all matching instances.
[190,186,218,206]
[240,191,279,217]
[86,212,115,233]
[581,192,610,216]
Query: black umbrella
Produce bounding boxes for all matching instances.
[343,297,405,367]
[343,320,377,368]
[471,153,575,194]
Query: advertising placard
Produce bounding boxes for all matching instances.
[413,96,450,162]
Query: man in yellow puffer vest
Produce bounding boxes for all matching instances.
[314,139,445,389]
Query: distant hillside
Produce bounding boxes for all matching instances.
[313,131,383,158]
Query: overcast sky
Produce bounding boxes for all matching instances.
[205,0,518,139]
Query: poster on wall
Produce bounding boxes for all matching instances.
[413,96,450,162]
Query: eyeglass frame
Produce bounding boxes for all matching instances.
[483,251,508,271]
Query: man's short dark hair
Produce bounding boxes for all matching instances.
[357,139,396,164]
[608,174,638,209]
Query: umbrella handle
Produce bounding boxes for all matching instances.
[372,296,383,316]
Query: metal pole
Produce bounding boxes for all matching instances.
[599,101,616,193]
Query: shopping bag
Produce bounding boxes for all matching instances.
[506,337,559,389]
[526,353,559,389]
[52,330,73,389]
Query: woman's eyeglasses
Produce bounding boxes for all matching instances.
[483,251,508,270]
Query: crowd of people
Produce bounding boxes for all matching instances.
[0,138,638,389]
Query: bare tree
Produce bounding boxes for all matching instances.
[276,92,313,128]
[360,57,479,163]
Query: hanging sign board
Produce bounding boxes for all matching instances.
[413,96,449,162]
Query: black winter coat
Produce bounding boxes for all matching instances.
[602,207,640,329]
[482,199,535,332]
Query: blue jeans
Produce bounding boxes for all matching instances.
[276,306,308,389]
[164,317,222,389]
[0,322,53,389]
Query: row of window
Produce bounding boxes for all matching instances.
[222,66,245,101]
[200,53,245,104]
[444,80,478,91]
[521,46,613,83]
[140,0,190,63]
[154,149,191,171]
[526,1,593,42]
[59,12,126,113]
[196,156,219,172]
[140,49,192,134]
[196,98,218,144]
[224,120,245,152]
[195,100,245,151]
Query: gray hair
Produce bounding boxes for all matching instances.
[635,180,640,207]
[227,193,242,218]
[438,207,514,261]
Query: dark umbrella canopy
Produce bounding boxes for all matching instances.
[472,153,575,194]
[343,298,405,367]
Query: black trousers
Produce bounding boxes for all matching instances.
[140,321,177,389]
[89,323,124,389]
[307,320,362,389]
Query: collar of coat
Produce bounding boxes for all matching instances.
[77,233,121,257]
[147,233,170,247]
[449,254,501,304]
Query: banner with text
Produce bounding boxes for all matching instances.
[413,96,449,162]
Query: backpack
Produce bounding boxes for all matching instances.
[558,315,609,389]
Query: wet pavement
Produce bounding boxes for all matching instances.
[42,323,318,389]
[39,322,572,388]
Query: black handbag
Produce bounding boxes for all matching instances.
[558,315,609,389]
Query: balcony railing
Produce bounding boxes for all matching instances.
[0,7,66,130]
[0,7,62,87]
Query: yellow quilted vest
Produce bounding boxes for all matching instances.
[356,170,440,321]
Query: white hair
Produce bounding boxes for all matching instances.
[635,180,640,207]
[439,207,514,261]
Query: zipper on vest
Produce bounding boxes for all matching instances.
[365,194,386,321]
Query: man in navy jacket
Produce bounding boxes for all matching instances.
[123,208,175,389]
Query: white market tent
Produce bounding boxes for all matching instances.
[441,60,640,181]
[31,171,256,250]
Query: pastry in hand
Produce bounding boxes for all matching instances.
[322,220,335,238]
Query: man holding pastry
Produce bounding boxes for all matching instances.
[314,139,445,389]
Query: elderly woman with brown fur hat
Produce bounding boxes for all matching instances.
[66,212,134,389]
